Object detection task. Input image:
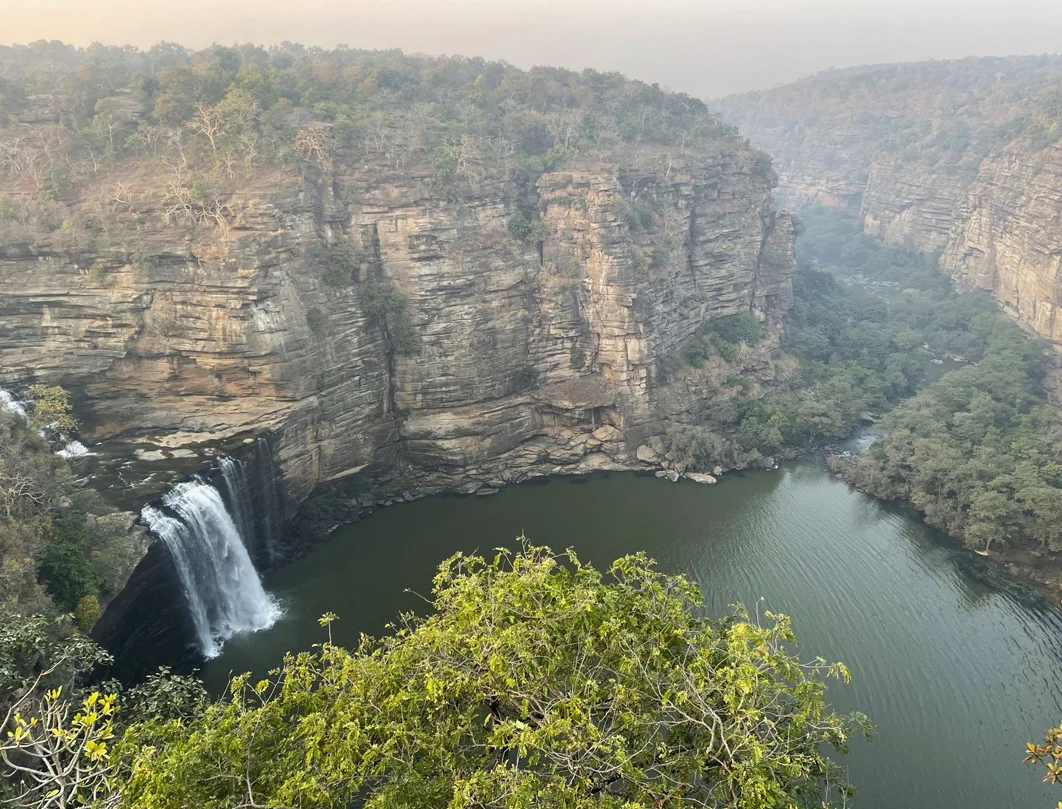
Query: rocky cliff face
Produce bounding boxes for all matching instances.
[860,160,971,253]
[0,149,793,544]
[943,142,1062,340]
[716,56,1062,342]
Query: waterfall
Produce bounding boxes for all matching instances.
[142,474,280,659]
[57,440,91,458]
[254,437,283,557]
[0,388,27,418]
[218,456,255,555]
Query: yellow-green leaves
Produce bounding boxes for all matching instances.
[1026,720,1062,800]
[117,541,869,809]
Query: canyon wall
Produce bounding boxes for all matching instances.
[717,56,1062,344]
[0,148,793,541]
[943,143,1062,341]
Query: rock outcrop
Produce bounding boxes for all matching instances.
[0,150,794,541]
[860,160,971,253]
[943,142,1062,341]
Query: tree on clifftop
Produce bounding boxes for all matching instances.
[120,542,870,809]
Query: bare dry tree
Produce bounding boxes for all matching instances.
[186,103,227,155]
[1,681,120,809]
[0,128,70,196]
[485,135,516,178]
[546,109,584,150]
[363,112,391,158]
[0,468,47,520]
[159,163,230,228]
[441,134,484,183]
[294,126,331,167]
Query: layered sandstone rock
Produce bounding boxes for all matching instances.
[0,150,794,528]
[860,160,970,252]
[943,142,1062,342]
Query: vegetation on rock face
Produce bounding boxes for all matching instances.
[361,281,419,356]
[322,237,362,286]
[305,306,330,339]
[26,384,78,433]
[0,395,136,617]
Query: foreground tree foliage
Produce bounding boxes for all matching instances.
[120,544,869,809]
[1025,722,1062,808]
[0,611,205,807]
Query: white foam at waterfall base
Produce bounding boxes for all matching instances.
[57,440,92,458]
[142,478,281,658]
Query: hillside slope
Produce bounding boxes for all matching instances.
[717,56,1062,344]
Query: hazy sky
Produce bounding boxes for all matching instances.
[5,0,1062,97]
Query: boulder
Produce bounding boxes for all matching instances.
[665,469,680,482]
[713,466,724,476]
[636,444,660,464]
[686,472,717,485]
[592,425,624,442]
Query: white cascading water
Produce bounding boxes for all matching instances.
[218,456,255,554]
[141,473,280,659]
[57,440,91,458]
[0,388,27,418]
[1,389,94,458]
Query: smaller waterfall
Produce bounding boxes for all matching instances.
[142,476,280,659]
[254,437,284,557]
[218,456,256,555]
[0,389,27,418]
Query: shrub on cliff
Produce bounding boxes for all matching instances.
[322,238,361,287]
[361,282,419,355]
[306,307,330,339]
[119,543,869,809]
[0,396,128,616]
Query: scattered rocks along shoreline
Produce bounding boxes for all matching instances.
[289,442,732,554]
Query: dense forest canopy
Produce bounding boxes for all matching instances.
[790,208,1062,556]
[0,40,749,205]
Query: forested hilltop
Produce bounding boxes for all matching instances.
[0,39,748,204]
[716,55,1062,346]
[717,55,1062,187]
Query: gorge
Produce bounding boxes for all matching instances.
[717,56,1062,349]
[3,39,1062,809]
